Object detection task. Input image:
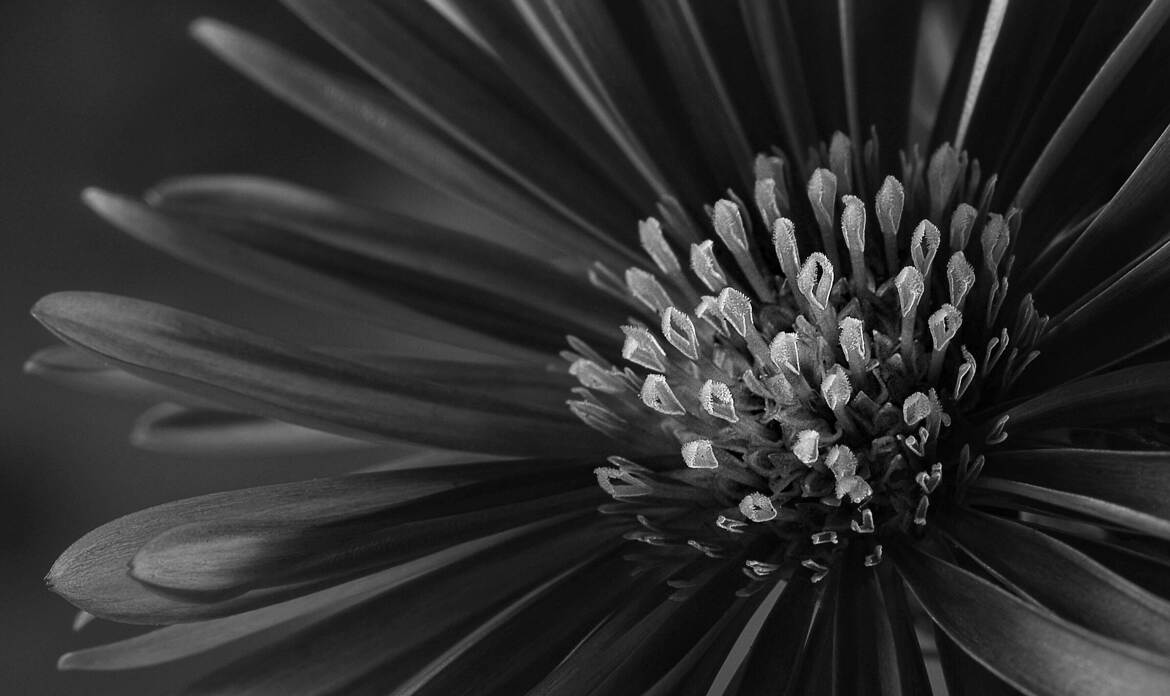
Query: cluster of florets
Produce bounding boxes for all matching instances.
[565,132,1047,585]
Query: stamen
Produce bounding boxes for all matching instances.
[927,143,960,221]
[950,203,977,251]
[638,218,681,275]
[569,359,626,394]
[807,168,840,267]
[712,199,775,301]
[568,400,627,438]
[621,326,667,371]
[811,530,839,545]
[716,286,753,337]
[913,496,930,525]
[820,365,852,413]
[829,132,854,194]
[770,332,801,374]
[594,465,651,499]
[910,220,942,280]
[694,295,729,335]
[902,391,932,426]
[754,177,783,231]
[838,316,869,382]
[799,252,837,337]
[895,266,924,363]
[946,252,976,309]
[851,508,875,534]
[681,439,720,469]
[661,307,700,359]
[864,544,884,567]
[876,175,905,276]
[716,514,747,534]
[955,345,977,399]
[928,304,963,382]
[739,492,778,522]
[793,429,820,464]
[625,268,673,314]
[840,195,868,291]
[690,240,729,292]
[772,217,803,298]
[640,374,687,416]
[700,379,739,423]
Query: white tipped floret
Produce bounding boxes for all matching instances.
[829,132,853,192]
[690,240,728,292]
[807,168,838,230]
[911,220,941,274]
[621,325,667,371]
[716,287,753,337]
[681,439,720,469]
[694,295,727,334]
[950,203,977,251]
[638,218,681,275]
[851,508,875,534]
[903,392,932,426]
[812,530,839,545]
[700,379,739,423]
[946,252,976,307]
[770,332,801,373]
[895,266,924,317]
[754,178,782,229]
[640,374,686,415]
[820,365,852,411]
[772,217,801,280]
[981,214,1010,271]
[927,143,960,216]
[929,304,963,350]
[625,268,672,313]
[739,492,778,522]
[569,359,625,394]
[793,429,820,464]
[712,199,749,252]
[840,195,866,252]
[838,316,868,365]
[825,444,857,480]
[661,307,699,359]
[837,476,873,504]
[876,176,905,239]
[798,252,834,310]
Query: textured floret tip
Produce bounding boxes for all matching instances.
[569,134,1048,585]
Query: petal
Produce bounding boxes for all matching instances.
[944,509,1170,655]
[47,459,596,623]
[896,546,1170,696]
[189,18,640,270]
[32,292,606,456]
[58,517,566,670]
[24,345,207,406]
[131,404,372,456]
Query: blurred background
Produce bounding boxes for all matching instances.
[0,2,442,692]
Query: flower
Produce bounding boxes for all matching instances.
[28,2,1170,694]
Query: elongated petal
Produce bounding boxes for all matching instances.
[189,19,639,270]
[973,477,1170,541]
[999,362,1170,436]
[25,345,207,406]
[32,292,605,456]
[58,517,570,670]
[131,404,372,456]
[944,509,1170,655]
[897,547,1170,696]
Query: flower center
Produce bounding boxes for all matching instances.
[567,132,1047,588]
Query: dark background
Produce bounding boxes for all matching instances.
[0,3,442,692]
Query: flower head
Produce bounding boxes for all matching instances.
[28,2,1170,694]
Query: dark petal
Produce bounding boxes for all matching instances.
[997,362,1170,437]
[47,470,471,623]
[933,628,1022,696]
[870,563,933,696]
[640,0,754,192]
[943,508,1170,655]
[25,345,209,406]
[737,0,817,155]
[180,518,620,695]
[384,553,650,696]
[47,459,597,623]
[1012,0,1170,210]
[131,404,372,456]
[189,19,640,270]
[91,186,615,359]
[57,518,566,670]
[896,546,1170,696]
[31,292,606,456]
[526,557,749,696]
[983,448,1170,525]
[973,477,1170,541]
[279,1,645,235]
[129,485,600,594]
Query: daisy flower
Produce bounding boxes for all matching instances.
[29,1,1170,694]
